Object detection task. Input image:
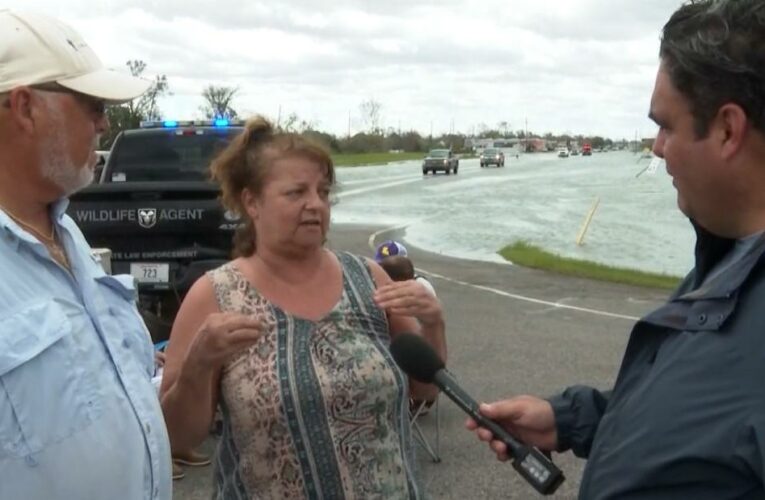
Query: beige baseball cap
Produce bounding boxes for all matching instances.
[0,9,150,103]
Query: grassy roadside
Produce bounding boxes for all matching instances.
[332,152,424,167]
[499,241,683,289]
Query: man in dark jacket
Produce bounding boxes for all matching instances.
[466,1,765,498]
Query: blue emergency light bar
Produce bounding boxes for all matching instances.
[139,119,244,129]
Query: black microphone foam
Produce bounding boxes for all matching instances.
[390,332,444,383]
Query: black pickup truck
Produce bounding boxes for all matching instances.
[68,120,243,341]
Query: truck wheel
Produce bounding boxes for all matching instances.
[454,166,459,174]
[445,169,451,175]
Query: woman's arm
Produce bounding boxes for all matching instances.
[160,275,263,453]
[159,277,222,453]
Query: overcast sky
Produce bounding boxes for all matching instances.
[23,0,682,139]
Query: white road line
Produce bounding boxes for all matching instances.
[337,178,424,198]
[339,173,421,186]
[419,268,640,322]
[338,165,483,199]
[368,224,412,249]
[368,226,640,323]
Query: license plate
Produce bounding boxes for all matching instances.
[130,263,170,284]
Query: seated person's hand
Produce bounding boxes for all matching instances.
[374,280,443,326]
[154,350,166,367]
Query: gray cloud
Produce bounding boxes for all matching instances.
[21,0,681,138]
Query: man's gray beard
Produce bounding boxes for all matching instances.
[38,95,96,197]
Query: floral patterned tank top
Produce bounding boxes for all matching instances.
[208,252,422,500]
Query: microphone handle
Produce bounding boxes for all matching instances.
[432,369,565,495]
[433,369,524,455]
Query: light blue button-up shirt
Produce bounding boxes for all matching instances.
[0,199,171,500]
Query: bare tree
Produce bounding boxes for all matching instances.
[102,60,170,147]
[126,60,169,121]
[498,121,511,137]
[359,98,382,134]
[200,85,239,120]
[297,117,318,133]
[280,112,299,132]
[277,112,318,133]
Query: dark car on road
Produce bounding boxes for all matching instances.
[479,148,505,168]
[422,149,459,175]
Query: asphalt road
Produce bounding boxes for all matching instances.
[173,224,670,500]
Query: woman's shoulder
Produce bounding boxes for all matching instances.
[336,251,393,287]
[206,259,242,285]
[333,251,377,278]
[332,249,365,266]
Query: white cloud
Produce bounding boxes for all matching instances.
[17,0,681,139]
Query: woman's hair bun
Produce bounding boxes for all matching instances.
[243,116,274,147]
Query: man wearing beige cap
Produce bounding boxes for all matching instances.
[0,9,171,500]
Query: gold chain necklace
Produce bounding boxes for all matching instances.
[0,204,70,269]
[0,203,55,241]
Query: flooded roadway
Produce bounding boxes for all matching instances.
[331,151,695,277]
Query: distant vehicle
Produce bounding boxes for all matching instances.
[422,149,459,175]
[557,147,570,158]
[582,143,592,156]
[570,149,580,156]
[479,148,505,168]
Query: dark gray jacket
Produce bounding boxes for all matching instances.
[550,224,765,500]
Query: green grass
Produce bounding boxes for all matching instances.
[331,152,424,167]
[498,241,683,289]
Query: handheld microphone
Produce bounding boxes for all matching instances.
[390,333,565,496]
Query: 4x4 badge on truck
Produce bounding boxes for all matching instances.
[138,208,158,228]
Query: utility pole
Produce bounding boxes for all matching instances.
[347,110,351,139]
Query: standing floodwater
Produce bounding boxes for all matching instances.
[332,151,694,277]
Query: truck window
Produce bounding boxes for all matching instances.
[428,149,449,158]
[107,128,241,182]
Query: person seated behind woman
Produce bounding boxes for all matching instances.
[159,116,446,499]
[377,252,440,414]
[376,249,436,297]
